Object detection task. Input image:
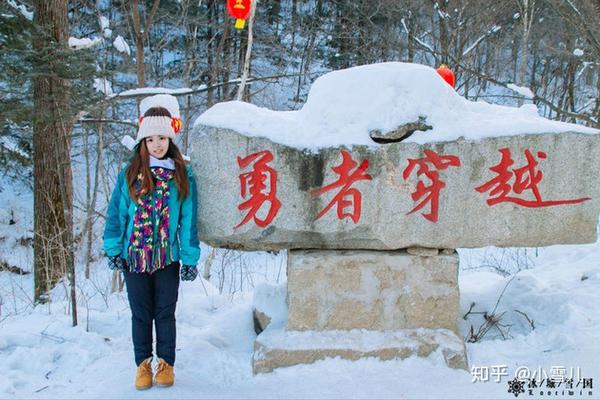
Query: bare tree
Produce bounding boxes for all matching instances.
[128,0,161,87]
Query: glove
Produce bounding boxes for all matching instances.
[107,255,127,272]
[180,265,198,281]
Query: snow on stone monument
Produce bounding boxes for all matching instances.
[190,62,600,373]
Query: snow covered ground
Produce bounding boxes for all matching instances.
[1,175,599,399]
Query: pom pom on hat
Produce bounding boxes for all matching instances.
[171,117,182,133]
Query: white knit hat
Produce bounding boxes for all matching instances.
[136,115,178,143]
[136,94,182,143]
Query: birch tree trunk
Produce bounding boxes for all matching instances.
[517,0,535,105]
[236,0,258,101]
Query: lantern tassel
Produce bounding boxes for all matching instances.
[235,18,246,29]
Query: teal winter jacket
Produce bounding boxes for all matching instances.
[103,164,201,268]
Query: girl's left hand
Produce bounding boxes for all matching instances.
[180,265,198,281]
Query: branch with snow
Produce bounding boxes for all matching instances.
[111,72,327,99]
[99,15,112,38]
[117,87,195,97]
[456,61,596,125]
[93,78,113,96]
[6,0,32,20]
[400,18,434,54]
[112,36,130,56]
[69,37,103,50]
[507,83,534,99]
[462,25,502,57]
[75,71,329,130]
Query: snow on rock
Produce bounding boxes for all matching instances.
[113,35,130,55]
[195,62,598,150]
[507,83,534,99]
[68,36,103,50]
[258,327,464,354]
[253,282,287,329]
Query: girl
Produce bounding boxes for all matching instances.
[103,103,200,390]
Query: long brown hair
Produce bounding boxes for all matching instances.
[126,107,190,201]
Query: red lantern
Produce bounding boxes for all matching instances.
[226,0,252,30]
[436,65,455,88]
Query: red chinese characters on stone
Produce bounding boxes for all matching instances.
[310,150,372,223]
[402,149,461,223]
[235,150,282,228]
[475,147,592,207]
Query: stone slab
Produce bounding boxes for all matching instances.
[252,327,469,373]
[192,128,600,251]
[286,249,460,333]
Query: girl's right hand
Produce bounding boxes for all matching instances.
[107,255,127,272]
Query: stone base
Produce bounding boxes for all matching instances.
[253,326,469,374]
[287,249,460,333]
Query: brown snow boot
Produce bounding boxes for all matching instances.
[155,358,174,387]
[135,357,153,390]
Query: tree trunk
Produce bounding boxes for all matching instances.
[437,0,450,65]
[130,0,161,87]
[517,0,535,106]
[207,0,216,106]
[131,0,146,87]
[236,0,257,101]
[32,0,76,326]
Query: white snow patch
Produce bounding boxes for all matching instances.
[99,15,112,38]
[195,62,597,151]
[68,36,103,50]
[507,83,534,99]
[93,78,113,96]
[6,0,32,20]
[253,282,287,329]
[113,35,130,55]
[119,87,193,97]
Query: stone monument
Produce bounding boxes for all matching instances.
[190,62,600,374]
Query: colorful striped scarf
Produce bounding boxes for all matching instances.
[128,166,174,274]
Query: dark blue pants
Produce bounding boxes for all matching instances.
[124,262,180,366]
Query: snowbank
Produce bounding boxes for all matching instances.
[195,62,598,150]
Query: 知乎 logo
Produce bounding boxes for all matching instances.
[508,378,526,397]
